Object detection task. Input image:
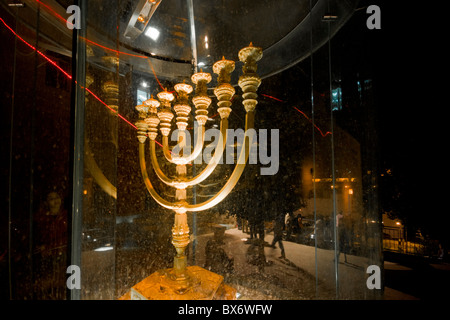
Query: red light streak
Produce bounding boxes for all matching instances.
[81,37,148,59]
[3,8,331,142]
[292,106,310,121]
[34,0,73,28]
[1,14,190,164]
[84,87,138,130]
[262,93,332,137]
[80,37,167,92]
[261,93,284,103]
[0,16,139,132]
[147,58,166,91]
[11,2,332,139]
[292,106,331,137]
[0,17,73,80]
[32,1,165,91]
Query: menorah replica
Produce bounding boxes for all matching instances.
[130,43,262,300]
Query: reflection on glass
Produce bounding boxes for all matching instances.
[2,0,383,301]
[1,1,73,299]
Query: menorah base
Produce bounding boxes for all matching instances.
[121,266,236,300]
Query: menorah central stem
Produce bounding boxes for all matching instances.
[134,43,263,298]
[172,134,190,290]
[171,208,190,283]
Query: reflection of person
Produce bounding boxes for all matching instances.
[297,213,303,230]
[438,243,445,260]
[271,213,286,259]
[295,212,304,242]
[204,225,234,276]
[248,215,257,240]
[336,212,348,263]
[33,191,68,299]
[257,219,265,240]
[284,212,291,239]
[246,238,269,273]
[291,210,303,236]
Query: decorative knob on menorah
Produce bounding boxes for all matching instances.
[173,82,193,132]
[191,70,212,126]
[135,102,149,144]
[238,42,262,113]
[143,96,160,141]
[156,90,175,137]
[134,43,263,298]
[213,57,235,119]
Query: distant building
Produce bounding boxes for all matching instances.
[299,123,365,245]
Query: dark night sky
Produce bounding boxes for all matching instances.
[368,1,447,240]
[224,0,448,243]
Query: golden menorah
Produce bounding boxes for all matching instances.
[134,43,262,296]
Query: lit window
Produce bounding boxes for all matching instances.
[145,26,160,40]
[137,89,149,105]
[331,87,342,111]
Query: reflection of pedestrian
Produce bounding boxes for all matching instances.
[205,226,234,275]
[33,191,68,299]
[246,238,269,272]
[438,243,445,260]
[249,216,257,240]
[285,212,293,240]
[296,212,303,242]
[257,219,265,240]
[291,209,303,236]
[297,213,303,230]
[271,214,285,259]
[336,212,348,263]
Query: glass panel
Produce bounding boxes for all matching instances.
[78,0,119,300]
[311,2,384,299]
[2,0,383,301]
[1,1,73,299]
[75,0,382,300]
[329,8,383,300]
[311,25,336,299]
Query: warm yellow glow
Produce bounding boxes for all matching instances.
[136,44,262,294]
[349,189,353,195]
[313,177,356,182]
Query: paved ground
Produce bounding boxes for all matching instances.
[383,255,450,300]
[192,228,370,299]
[191,228,450,300]
[192,228,332,300]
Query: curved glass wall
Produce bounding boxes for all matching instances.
[1,0,73,299]
[2,0,384,300]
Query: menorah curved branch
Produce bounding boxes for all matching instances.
[139,142,177,211]
[186,111,255,212]
[161,124,206,164]
[180,118,228,186]
[135,44,263,294]
[149,118,229,188]
[85,140,117,199]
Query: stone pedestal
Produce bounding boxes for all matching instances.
[120,266,236,300]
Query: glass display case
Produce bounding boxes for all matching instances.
[1,0,386,300]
